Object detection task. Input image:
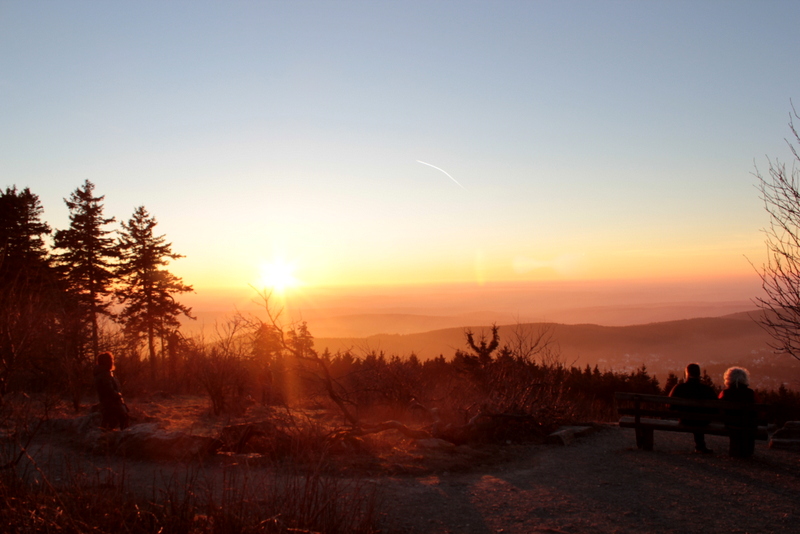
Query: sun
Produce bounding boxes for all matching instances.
[258,259,300,293]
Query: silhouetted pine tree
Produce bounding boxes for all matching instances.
[116,206,193,380]
[0,186,52,283]
[700,369,716,391]
[0,186,63,401]
[287,321,316,359]
[53,180,118,359]
[663,371,679,395]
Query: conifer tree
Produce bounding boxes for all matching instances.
[0,186,61,402]
[0,186,52,282]
[53,180,118,358]
[116,206,193,378]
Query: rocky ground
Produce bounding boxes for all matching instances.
[379,425,800,533]
[15,397,800,533]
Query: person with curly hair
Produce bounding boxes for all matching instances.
[719,366,757,457]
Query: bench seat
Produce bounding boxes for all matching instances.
[615,392,771,456]
[618,416,769,440]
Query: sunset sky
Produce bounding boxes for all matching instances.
[2,1,799,303]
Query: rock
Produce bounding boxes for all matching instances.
[769,439,800,452]
[112,423,219,460]
[42,413,101,434]
[216,421,293,456]
[218,423,257,452]
[216,452,267,466]
[546,425,593,446]
[771,421,800,439]
[455,444,479,455]
[415,438,457,452]
[40,413,220,461]
[76,413,104,434]
[769,421,800,451]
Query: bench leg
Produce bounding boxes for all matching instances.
[635,427,654,451]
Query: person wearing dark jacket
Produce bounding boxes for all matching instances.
[93,351,129,430]
[669,363,717,453]
[719,366,757,457]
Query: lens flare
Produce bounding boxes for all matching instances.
[258,259,299,293]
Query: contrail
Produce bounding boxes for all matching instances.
[417,160,464,189]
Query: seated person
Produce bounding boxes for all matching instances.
[93,351,129,430]
[719,366,757,457]
[669,363,717,453]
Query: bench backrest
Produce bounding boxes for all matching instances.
[615,392,771,425]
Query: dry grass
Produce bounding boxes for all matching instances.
[0,395,381,534]
[1,465,380,533]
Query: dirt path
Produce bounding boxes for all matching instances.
[21,423,800,533]
[378,425,800,533]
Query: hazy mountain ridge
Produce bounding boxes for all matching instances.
[300,302,760,337]
[182,301,759,337]
[314,310,800,390]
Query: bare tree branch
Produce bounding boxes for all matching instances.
[252,288,361,427]
[754,107,800,361]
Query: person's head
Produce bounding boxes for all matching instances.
[724,367,750,388]
[97,351,114,371]
[685,363,701,380]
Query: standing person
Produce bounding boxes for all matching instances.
[669,363,717,453]
[719,367,757,457]
[93,351,129,430]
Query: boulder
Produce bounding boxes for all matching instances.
[111,423,219,460]
[216,421,293,456]
[42,412,101,434]
[42,416,218,460]
[415,438,457,452]
[769,421,800,452]
[546,425,594,446]
[771,421,800,439]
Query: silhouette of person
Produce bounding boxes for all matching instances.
[93,351,129,430]
[669,363,717,453]
[719,366,757,457]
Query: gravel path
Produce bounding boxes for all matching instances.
[379,425,800,533]
[21,421,800,533]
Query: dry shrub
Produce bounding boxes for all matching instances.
[147,466,380,534]
[0,392,380,534]
[189,344,252,416]
[216,408,338,463]
[1,463,379,534]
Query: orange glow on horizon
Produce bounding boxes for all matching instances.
[186,264,761,294]
[174,237,766,293]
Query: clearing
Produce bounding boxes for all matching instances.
[18,397,800,533]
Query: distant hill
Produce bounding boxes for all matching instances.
[300,302,762,337]
[314,310,800,390]
[180,279,761,338]
[294,311,520,338]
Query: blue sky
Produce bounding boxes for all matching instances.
[2,1,799,291]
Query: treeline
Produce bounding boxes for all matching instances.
[131,311,800,430]
[111,316,672,432]
[112,316,669,432]
[0,182,193,409]
[4,182,800,429]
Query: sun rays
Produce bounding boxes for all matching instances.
[257,258,300,294]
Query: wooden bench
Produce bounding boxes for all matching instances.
[615,392,771,456]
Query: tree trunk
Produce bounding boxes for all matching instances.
[148,323,157,381]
